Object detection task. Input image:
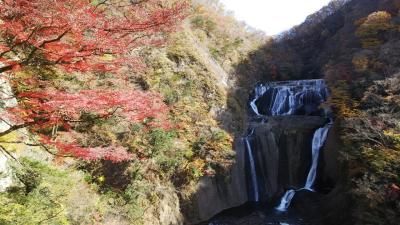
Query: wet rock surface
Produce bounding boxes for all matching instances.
[190,116,329,223]
[248,116,328,200]
[189,80,338,224]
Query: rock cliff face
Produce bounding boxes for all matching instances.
[250,116,328,200]
[0,77,19,192]
[192,140,248,222]
[190,116,330,223]
[187,79,337,224]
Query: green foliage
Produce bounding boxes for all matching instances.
[100,179,153,224]
[0,190,69,225]
[191,15,217,34]
[1,1,262,223]
[0,158,70,225]
[149,129,175,154]
[339,75,400,225]
[141,16,239,183]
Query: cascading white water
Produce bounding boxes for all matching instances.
[250,79,328,116]
[246,79,331,209]
[247,85,265,202]
[275,123,331,212]
[275,189,296,212]
[270,87,290,116]
[245,131,259,202]
[250,84,267,116]
[209,79,334,225]
[305,123,332,191]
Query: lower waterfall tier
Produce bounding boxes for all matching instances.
[189,116,337,224]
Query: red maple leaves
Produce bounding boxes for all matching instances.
[0,0,188,162]
[13,89,170,162]
[40,136,133,162]
[0,0,188,73]
[14,90,170,129]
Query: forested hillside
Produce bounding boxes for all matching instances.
[230,0,400,224]
[1,0,399,224]
[0,0,264,224]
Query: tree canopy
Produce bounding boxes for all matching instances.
[0,0,188,162]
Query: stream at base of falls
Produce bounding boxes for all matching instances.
[207,202,317,225]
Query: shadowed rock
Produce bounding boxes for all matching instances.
[190,116,328,223]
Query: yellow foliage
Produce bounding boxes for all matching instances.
[356,11,393,48]
[360,38,383,49]
[328,81,361,118]
[352,55,369,72]
[364,11,392,25]
[384,130,400,150]
[100,54,114,61]
[0,131,27,153]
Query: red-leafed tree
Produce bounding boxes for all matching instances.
[0,0,187,73]
[0,0,188,162]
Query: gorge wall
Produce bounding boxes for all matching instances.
[188,0,400,224]
[188,79,340,223]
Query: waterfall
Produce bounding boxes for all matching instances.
[275,189,296,212]
[250,79,328,116]
[247,85,265,202]
[245,134,259,202]
[250,84,267,116]
[245,79,331,210]
[275,123,331,211]
[208,79,333,224]
[305,123,332,191]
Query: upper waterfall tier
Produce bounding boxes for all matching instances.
[250,79,329,116]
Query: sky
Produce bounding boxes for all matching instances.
[219,0,332,35]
